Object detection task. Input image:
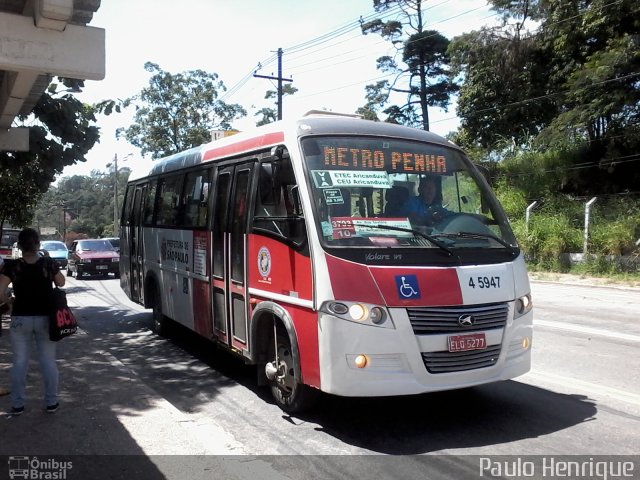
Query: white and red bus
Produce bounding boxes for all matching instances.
[120,111,533,412]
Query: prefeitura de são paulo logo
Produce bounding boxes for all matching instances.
[8,456,72,479]
[258,246,271,278]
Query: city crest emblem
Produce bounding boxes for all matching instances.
[258,247,271,278]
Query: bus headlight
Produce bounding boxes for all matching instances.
[321,301,393,328]
[348,304,367,321]
[515,293,532,318]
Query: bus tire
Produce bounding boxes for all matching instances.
[151,286,169,337]
[269,328,319,413]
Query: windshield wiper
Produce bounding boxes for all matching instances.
[373,224,455,256]
[430,231,518,255]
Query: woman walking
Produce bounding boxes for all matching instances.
[0,228,65,415]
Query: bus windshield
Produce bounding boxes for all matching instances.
[301,136,518,250]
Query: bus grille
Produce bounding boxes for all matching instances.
[422,345,502,374]
[407,303,508,335]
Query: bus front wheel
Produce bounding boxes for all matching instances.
[267,328,318,413]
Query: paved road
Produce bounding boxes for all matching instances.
[1,275,638,479]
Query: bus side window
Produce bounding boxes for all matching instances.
[252,161,305,246]
[143,181,158,225]
[156,174,185,226]
[182,169,211,228]
[256,163,288,218]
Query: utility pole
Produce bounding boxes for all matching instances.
[107,153,132,237]
[253,48,293,120]
[113,153,119,237]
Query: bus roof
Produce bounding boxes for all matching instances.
[127,111,459,183]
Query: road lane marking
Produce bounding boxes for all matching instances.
[521,370,640,406]
[535,319,640,343]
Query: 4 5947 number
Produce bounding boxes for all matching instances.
[468,276,501,289]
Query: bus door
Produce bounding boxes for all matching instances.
[211,162,255,350]
[129,184,146,304]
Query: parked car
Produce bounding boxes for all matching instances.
[0,228,20,260]
[67,238,119,278]
[104,237,120,253]
[40,240,69,268]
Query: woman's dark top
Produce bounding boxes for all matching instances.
[1,257,59,316]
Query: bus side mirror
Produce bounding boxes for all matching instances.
[290,185,302,216]
[474,163,492,186]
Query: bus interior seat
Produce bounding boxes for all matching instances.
[384,185,410,217]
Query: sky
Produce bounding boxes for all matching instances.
[63,0,498,178]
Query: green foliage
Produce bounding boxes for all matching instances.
[0,79,102,229]
[360,0,457,130]
[33,168,132,240]
[255,84,298,126]
[448,27,555,149]
[0,167,42,229]
[119,62,247,159]
[494,180,527,219]
[493,167,640,275]
[589,220,636,256]
[520,213,582,270]
[449,0,640,195]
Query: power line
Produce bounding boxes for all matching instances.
[226,1,496,101]
[502,153,640,178]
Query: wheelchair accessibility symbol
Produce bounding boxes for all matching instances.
[395,275,421,299]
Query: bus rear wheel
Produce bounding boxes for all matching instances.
[267,328,318,414]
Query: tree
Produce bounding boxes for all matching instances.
[359,0,458,130]
[536,0,640,146]
[449,0,640,193]
[0,166,43,231]
[33,168,132,239]
[448,0,554,149]
[119,62,247,159]
[0,78,102,232]
[254,84,298,126]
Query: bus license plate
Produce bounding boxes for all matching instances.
[448,333,486,352]
[96,265,108,270]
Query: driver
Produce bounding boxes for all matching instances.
[404,175,452,226]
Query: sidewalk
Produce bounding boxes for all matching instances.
[0,313,256,480]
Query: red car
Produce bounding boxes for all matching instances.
[67,238,120,278]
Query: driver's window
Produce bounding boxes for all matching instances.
[252,161,306,246]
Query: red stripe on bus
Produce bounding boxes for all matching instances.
[370,267,463,306]
[326,254,463,306]
[325,254,385,304]
[202,132,285,161]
